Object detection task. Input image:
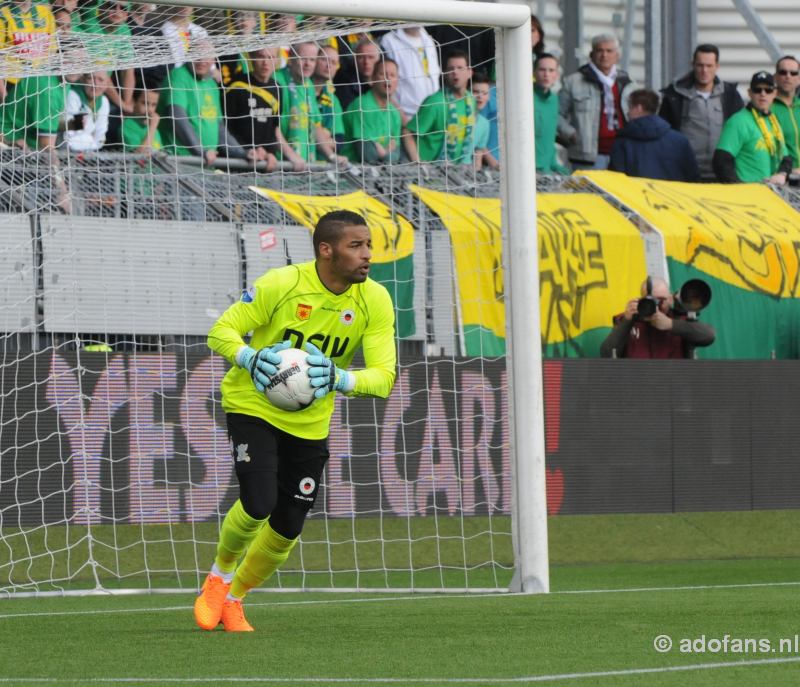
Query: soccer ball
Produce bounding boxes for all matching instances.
[263,347,315,411]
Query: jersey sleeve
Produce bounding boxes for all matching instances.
[348,282,397,398]
[207,274,279,365]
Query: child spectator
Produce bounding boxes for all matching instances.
[470,71,499,171]
[66,70,112,152]
[121,86,162,153]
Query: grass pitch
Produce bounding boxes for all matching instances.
[1,511,800,686]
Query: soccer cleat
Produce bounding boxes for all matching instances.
[194,573,231,630]
[221,598,254,632]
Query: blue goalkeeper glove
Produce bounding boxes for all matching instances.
[305,342,354,399]
[237,340,291,393]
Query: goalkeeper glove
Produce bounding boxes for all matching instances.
[236,340,291,393]
[305,342,355,398]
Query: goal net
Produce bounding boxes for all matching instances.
[0,0,544,595]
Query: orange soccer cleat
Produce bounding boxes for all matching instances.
[220,598,254,632]
[193,573,231,630]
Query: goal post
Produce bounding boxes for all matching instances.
[0,0,548,595]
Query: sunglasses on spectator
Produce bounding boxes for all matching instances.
[777,69,800,76]
[752,87,776,94]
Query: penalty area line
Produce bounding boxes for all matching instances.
[2,656,800,684]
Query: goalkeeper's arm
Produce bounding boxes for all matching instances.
[306,284,397,399]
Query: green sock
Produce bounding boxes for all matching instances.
[214,500,265,573]
[229,521,297,598]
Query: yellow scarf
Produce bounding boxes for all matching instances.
[751,107,784,158]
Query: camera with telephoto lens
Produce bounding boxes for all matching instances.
[635,276,712,322]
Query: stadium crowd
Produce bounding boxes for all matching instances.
[0,1,798,186]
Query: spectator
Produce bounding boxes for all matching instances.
[600,277,715,358]
[403,50,476,164]
[609,89,699,181]
[0,72,64,150]
[158,51,249,164]
[0,0,57,100]
[530,13,545,61]
[224,46,307,171]
[533,53,569,175]
[273,41,346,165]
[160,5,209,68]
[0,71,70,211]
[335,37,380,111]
[121,86,162,153]
[65,70,112,152]
[713,71,792,185]
[219,10,259,87]
[773,55,800,173]
[128,1,156,34]
[269,13,297,70]
[76,1,137,146]
[558,33,636,170]
[470,71,499,171]
[342,58,402,165]
[313,44,345,153]
[54,6,72,34]
[380,26,441,119]
[52,0,78,13]
[658,44,744,180]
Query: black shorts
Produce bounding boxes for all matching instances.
[226,413,329,511]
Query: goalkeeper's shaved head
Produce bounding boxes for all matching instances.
[313,211,368,257]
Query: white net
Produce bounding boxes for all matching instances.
[0,0,517,595]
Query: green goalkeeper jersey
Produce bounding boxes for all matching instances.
[208,260,397,439]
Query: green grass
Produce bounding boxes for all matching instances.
[4,510,800,593]
[1,511,799,684]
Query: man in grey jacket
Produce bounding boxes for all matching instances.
[658,44,744,180]
[558,34,637,170]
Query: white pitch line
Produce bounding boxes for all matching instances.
[1,578,799,621]
[1,656,800,684]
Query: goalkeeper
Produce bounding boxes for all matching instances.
[195,210,396,632]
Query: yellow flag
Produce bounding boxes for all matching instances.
[251,188,414,264]
[412,185,646,347]
[579,171,800,298]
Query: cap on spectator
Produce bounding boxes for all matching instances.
[750,71,775,89]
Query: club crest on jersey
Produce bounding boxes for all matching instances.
[340,309,355,325]
[296,303,312,320]
[299,477,316,495]
[241,286,256,304]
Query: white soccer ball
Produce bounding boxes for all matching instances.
[263,347,316,411]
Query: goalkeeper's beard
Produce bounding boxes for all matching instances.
[333,255,370,284]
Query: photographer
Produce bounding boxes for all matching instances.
[600,277,715,358]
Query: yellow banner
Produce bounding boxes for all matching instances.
[251,188,414,263]
[411,186,646,345]
[579,171,800,298]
